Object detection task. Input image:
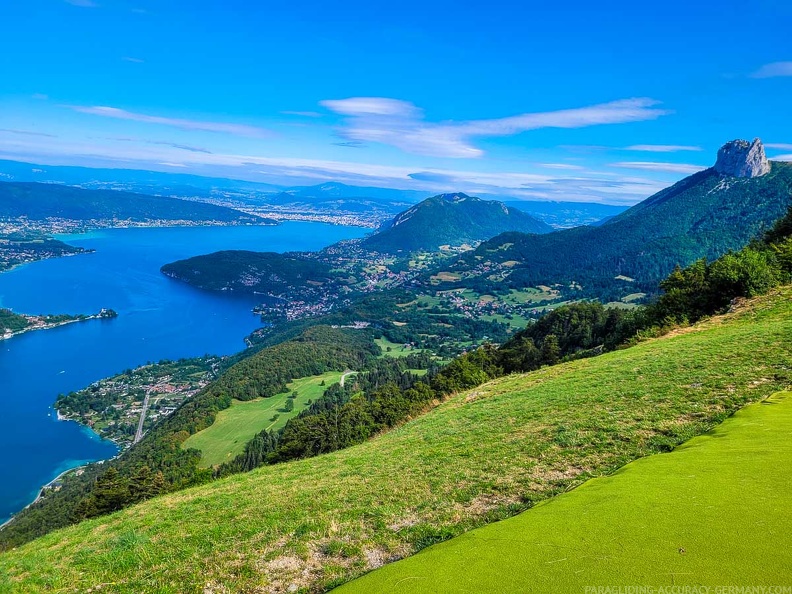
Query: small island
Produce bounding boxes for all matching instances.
[0,307,118,341]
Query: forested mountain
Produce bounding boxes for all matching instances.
[361,193,553,254]
[446,150,792,295]
[0,182,270,224]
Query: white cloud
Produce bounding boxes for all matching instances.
[122,57,145,63]
[751,62,792,78]
[624,144,702,152]
[158,162,188,168]
[610,161,707,174]
[320,97,670,158]
[766,143,792,151]
[67,105,271,138]
[65,0,98,6]
[773,154,792,162]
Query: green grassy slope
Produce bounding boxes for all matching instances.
[1,289,791,593]
[338,391,792,592]
[183,372,343,467]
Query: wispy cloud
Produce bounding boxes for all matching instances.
[320,97,671,158]
[766,143,792,151]
[67,105,271,138]
[610,161,707,174]
[333,141,365,148]
[624,144,702,152]
[122,57,145,63]
[148,141,212,154]
[540,163,584,170]
[281,110,323,118]
[158,162,188,168]
[65,0,98,7]
[751,62,792,79]
[773,154,792,162]
[0,129,57,138]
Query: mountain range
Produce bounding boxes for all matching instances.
[0,182,269,224]
[446,143,792,295]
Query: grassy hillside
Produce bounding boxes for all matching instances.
[339,391,792,592]
[362,193,552,254]
[183,371,344,467]
[449,162,792,296]
[1,287,791,592]
[0,181,269,224]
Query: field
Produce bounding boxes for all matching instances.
[339,391,792,591]
[182,371,343,467]
[2,288,791,592]
[375,337,416,358]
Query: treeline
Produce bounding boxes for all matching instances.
[0,326,378,549]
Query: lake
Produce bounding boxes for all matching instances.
[0,222,367,523]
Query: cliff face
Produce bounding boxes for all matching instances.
[714,138,771,178]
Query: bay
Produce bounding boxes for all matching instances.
[0,222,367,522]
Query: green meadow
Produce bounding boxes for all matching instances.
[183,371,343,467]
[338,392,792,592]
[1,289,791,592]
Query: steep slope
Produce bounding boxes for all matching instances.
[2,288,791,592]
[362,193,553,253]
[0,182,270,224]
[340,392,792,593]
[449,143,792,293]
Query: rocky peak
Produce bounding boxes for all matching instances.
[714,138,770,178]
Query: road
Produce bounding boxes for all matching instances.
[133,392,150,444]
[340,370,356,388]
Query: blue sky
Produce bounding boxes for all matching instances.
[0,0,790,204]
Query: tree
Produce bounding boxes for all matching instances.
[541,334,561,365]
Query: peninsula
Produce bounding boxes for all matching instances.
[0,308,118,341]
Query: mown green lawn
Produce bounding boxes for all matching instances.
[182,371,342,467]
[1,289,791,593]
[338,391,792,592]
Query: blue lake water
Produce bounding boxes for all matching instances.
[0,222,367,522]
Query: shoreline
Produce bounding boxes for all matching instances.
[0,464,92,531]
[1,310,116,342]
